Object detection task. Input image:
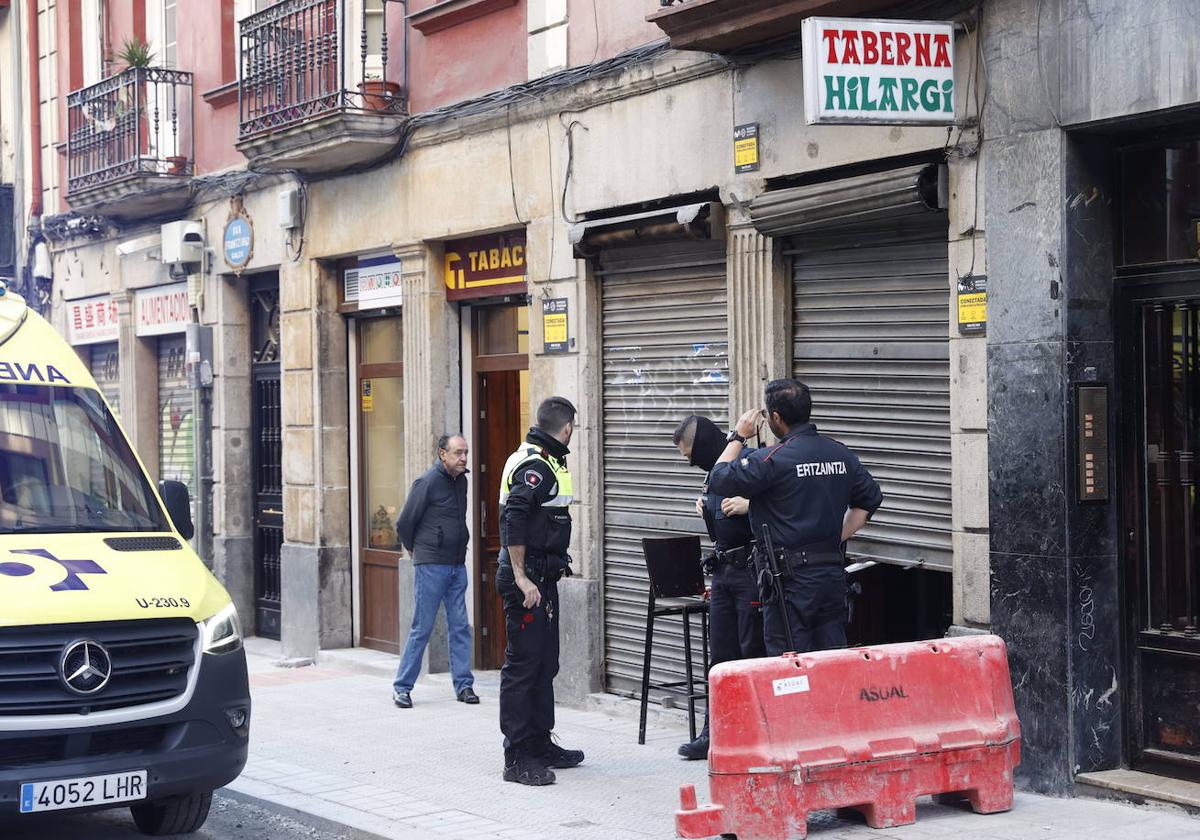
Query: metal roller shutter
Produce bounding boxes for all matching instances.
[599,239,728,696]
[87,342,120,418]
[788,222,951,570]
[157,335,195,497]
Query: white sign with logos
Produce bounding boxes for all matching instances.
[66,295,119,345]
[135,283,191,336]
[802,17,956,125]
[356,254,404,310]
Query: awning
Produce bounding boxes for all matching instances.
[569,201,723,257]
[749,163,943,238]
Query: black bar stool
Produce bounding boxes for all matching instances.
[638,535,710,745]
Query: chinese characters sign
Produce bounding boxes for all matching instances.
[802,17,956,125]
[66,296,119,345]
[443,230,527,301]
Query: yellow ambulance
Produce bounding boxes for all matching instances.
[0,288,248,835]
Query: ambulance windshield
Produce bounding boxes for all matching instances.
[0,384,170,534]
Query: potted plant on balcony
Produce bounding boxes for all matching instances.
[358,70,402,112]
[114,37,156,159]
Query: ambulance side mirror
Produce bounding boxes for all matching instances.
[159,480,195,541]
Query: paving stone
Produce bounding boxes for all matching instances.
[231,640,1200,840]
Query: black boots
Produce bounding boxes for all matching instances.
[677,734,709,761]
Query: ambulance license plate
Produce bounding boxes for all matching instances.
[20,771,147,813]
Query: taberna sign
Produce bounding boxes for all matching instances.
[802,17,956,126]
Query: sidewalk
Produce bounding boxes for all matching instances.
[228,639,1197,840]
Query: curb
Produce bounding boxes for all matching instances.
[219,784,395,840]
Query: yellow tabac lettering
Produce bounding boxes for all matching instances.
[444,253,463,289]
[512,245,525,266]
[500,248,512,269]
[489,249,500,269]
[469,251,481,273]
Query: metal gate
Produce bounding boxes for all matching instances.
[252,280,282,640]
[157,335,194,495]
[787,224,951,570]
[88,342,121,417]
[599,239,728,695]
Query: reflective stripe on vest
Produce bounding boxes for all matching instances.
[499,443,574,507]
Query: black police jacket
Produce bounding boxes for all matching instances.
[499,428,572,561]
[708,423,883,551]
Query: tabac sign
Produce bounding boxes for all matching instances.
[443,230,527,301]
[802,17,956,125]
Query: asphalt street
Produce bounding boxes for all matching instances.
[0,791,375,840]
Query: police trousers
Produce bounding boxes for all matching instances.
[697,561,765,739]
[496,560,559,759]
[710,561,765,666]
[763,562,846,656]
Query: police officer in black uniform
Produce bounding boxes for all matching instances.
[496,396,584,786]
[673,415,765,760]
[709,379,883,655]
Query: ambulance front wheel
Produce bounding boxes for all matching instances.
[130,790,213,835]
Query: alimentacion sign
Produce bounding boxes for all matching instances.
[802,17,956,125]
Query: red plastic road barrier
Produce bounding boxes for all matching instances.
[676,635,1020,840]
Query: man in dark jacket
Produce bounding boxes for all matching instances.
[709,379,883,656]
[391,434,478,709]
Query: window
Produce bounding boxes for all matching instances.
[1119,140,1200,267]
[81,0,104,85]
[0,385,169,534]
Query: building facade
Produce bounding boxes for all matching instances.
[8,0,1200,804]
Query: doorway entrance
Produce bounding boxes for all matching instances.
[1121,280,1200,780]
[250,275,282,640]
[356,316,405,653]
[472,303,529,669]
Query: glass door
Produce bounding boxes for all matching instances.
[1124,286,1200,778]
[358,317,405,653]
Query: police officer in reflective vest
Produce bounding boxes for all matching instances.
[673,414,765,761]
[496,396,584,786]
[709,379,883,656]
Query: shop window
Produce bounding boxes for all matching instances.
[1119,140,1200,267]
[475,304,529,356]
[359,317,404,551]
[361,316,403,363]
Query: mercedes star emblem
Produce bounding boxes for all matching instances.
[59,640,113,695]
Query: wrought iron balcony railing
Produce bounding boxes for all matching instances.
[239,0,405,139]
[67,67,195,196]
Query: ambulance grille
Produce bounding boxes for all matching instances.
[0,619,197,716]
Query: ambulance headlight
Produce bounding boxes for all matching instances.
[201,603,243,655]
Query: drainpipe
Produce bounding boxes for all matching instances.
[26,0,44,219]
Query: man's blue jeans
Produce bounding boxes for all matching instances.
[393,563,475,695]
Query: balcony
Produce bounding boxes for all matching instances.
[648,0,901,53]
[236,0,407,174]
[66,68,194,219]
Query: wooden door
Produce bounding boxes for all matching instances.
[472,304,529,669]
[476,370,522,667]
[357,317,405,653]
